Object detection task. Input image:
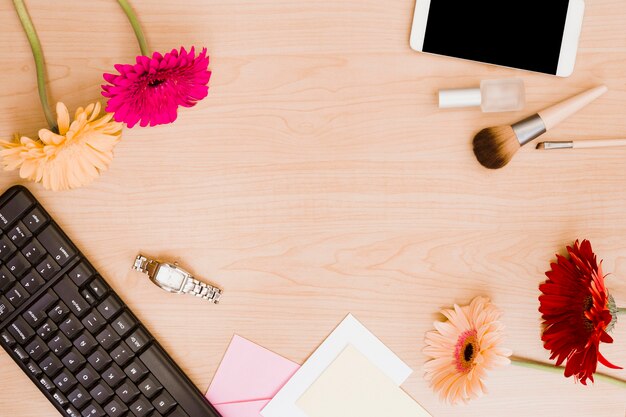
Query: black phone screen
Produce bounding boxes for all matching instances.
[422,1,570,74]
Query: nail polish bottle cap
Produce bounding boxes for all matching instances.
[438,88,482,109]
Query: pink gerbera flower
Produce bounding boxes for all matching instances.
[102,46,211,128]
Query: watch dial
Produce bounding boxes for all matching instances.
[155,265,186,290]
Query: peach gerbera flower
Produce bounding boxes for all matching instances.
[0,102,122,191]
[423,296,512,404]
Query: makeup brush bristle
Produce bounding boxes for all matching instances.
[472,126,520,169]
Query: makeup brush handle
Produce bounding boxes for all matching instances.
[538,85,608,131]
[573,139,626,149]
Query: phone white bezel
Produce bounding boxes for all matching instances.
[409,0,585,77]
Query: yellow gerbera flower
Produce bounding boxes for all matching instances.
[0,102,122,191]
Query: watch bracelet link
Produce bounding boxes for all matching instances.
[184,277,222,303]
[133,255,159,276]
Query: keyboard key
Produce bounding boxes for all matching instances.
[111,312,136,337]
[103,396,128,417]
[7,222,32,247]
[88,347,112,372]
[77,364,100,388]
[26,360,42,377]
[37,255,61,280]
[166,406,190,417]
[7,253,31,277]
[0,235,16,262]
[74,331,98,355]
[54,369,78,393]
[126,327,151,353]
[124,360,149,383]
[48,332,72,356]
[22,239,46,264]
[49,301,70,323]
[103,363,125,388]
[115,381,140,403]
[96,325,120,351]
[1,330,16,347]
[38,375,55,392]
[25,336,48,361]
[38,224,76,266]
[0,295,15,320]
[68,262,95,287]
[129,394,154,417]
[54,279,90,318]
[97,295,122,320]
[6,282,28,307]
[88,277,108,299]
[68,385,90,409]
[52,390,70,407]
[9,316,35,344]
[23,207,48,233]
[0,266,15,291]
[138,375,163,399]
[60,314,85,339]
[39,354,64,377]
[23,290,58,326]
[13,345,29,362]
[82,402,106,417]
[62,348,87,373]
[82,310,106,334]
[140,345,217,417]
[90,381,114,404]
[81,288,97,306]
[152,390,176,414]
[36,318,58,340]
[0,190,35,230]
[65,405,81,417]
[110,341,134,366]
[20,270,45,294]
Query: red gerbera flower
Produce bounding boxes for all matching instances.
[539,240,621,384]
[101,46,211,128]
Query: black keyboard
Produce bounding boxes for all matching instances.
[0,186,221,417]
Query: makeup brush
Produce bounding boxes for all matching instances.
[472,85,608,169]
[537,139,626,150]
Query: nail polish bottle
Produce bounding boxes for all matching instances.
[438,78,526,112]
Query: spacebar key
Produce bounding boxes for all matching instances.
[139,345,222,417]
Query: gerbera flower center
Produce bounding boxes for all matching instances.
[454,329,478,373]
[582,295,595,331]
[148,78,166,87]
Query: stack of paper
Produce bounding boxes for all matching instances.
[296,345,429,417]
[206,335,300,417]
[207,315,430,417]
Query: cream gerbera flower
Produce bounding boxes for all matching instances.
[423,296,512,405]
[0,102,122,191]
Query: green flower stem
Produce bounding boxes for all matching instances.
[511,356,626,389]
[618,307,626,316]
[12,0,56,132]
[116,0,149,56]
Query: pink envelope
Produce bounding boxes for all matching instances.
[206,335,300,417]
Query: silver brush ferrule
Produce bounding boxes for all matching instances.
[512,114,547,146]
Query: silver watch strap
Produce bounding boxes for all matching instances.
[132,255,159,276]
[183,278,222,303]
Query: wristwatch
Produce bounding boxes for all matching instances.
[132,254,222,304]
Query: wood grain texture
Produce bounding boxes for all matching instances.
[1,0,626,416]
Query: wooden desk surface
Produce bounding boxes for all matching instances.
[1,1,626,416]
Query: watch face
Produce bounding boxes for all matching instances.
[154,264,186,291]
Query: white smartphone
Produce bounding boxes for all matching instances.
[410,0,585,77]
